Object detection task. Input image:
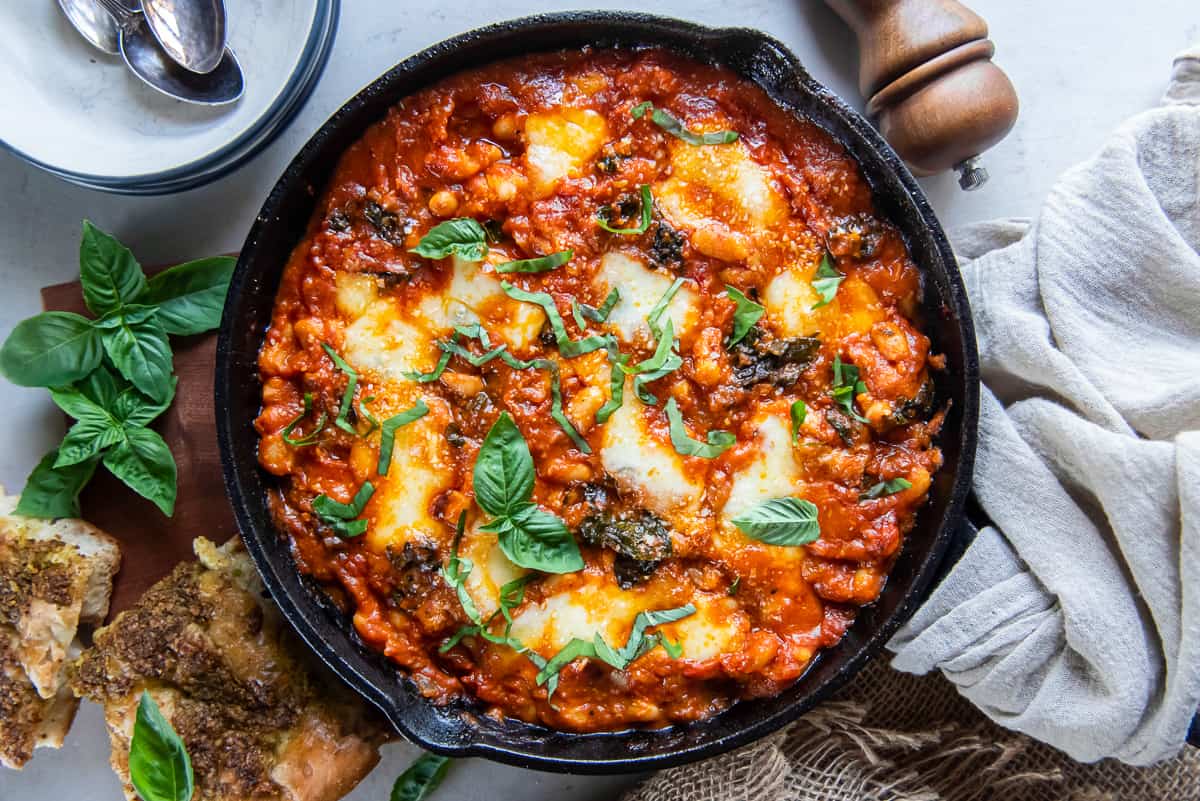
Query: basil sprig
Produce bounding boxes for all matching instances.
[598,184,653,235]
[391,753,452,801]
[790,400,807,443]
[281,392,326,447]
[861,477,912,500]
[724,285,763,347]
[810,252,844,309]
[377,400,429,474]
[473,413,583,573]
[664,398,734,459]
[495,249,573,274]
[312,481,374,538]
[409,218,488,261]
[631,101,739,146]
[535,604,696,691]
[0,223,233,519]
[129,691,194,801]
[831,356,869,424]
[731,497,821,546]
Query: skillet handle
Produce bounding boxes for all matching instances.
[938,505,1200,748]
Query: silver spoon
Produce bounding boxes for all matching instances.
[57,0,121,55]
[139,0,227,75]
[91,0,244,106]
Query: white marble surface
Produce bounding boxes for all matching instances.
[0,2,1195,800]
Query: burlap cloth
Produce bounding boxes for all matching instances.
[623,661,1200,801]
[623,42,1200,801]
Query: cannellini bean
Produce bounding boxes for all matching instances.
[428,190,459,217]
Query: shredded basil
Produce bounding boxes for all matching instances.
[495,249,573,274]
[631,102,739,145]
[281,392,327,447]
[861,477,913,500]
[621,318,682,405]
[598,184,653,235]
[534,604,696,691]
[646,277,686,339]
[724,285,764,347]
[409,218,488,261]
[377,400,429,475]
[596,338,629,424]
[810,252,844,309]
[321,343,361,434]
[500,282,609,359]
[731,497,821,546]
[790,400,807,443]
[312,481,374,538]
[831,355,870,424]
[403,350,452,383]
[664,398,735,458]
[572,288,620,330]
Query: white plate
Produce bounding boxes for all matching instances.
[0,0,337,194]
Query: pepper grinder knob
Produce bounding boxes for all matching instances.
[825,0,1019,189]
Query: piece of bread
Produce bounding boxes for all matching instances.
[71,537,390,801]
[0,487,121,769]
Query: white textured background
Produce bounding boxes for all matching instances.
[1,2,1196,799]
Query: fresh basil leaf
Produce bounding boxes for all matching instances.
[536,604,695,687]
[790,400,807,443]
[498,502,584,574]
[615,605,695,664]
[102,316,174,402]
[50,386,124,467]
[281,392,326,447]
[810,252,844,309]
[595,339,629,424]
[499,282,609,358]
[79,220,148,316]
[129,691,194,801]
[535,638,597,686]
[572,288,620,330]
[313,481,374,538]
[14,450,98,518]
[597,184,653,235]
[390,753,451,801]
[378,400,429,474]
[831,355,869,424]
[731,497,821,546]
[0,311,103,388]
[103,427,177,516]
[724,285,764,347]
[664,398,734,458]
[76,364,122,408]
[112,378,177,429]
[94,304,158,329]
[141,256,236,336]
[410,218,488,261]
[633,104,738,146]
[494,250,572,274]
[861,477,913,500]
[472,413,535,518]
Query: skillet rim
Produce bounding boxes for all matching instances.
[216,10,980,773]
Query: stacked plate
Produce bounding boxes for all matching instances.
[0,0,338,195]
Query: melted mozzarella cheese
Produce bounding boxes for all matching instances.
[765,263,886,340]
[600,379,701,519]
[368,397,455,553]
[524,108,608,196]
[722,415,801,522]
[595,252,699,345]
[655,140,787,243]
[422,256,546,351]
[664,595,749,661]
[459,524,527,619]
[509,579,639,651]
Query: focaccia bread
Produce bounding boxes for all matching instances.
[71,537,390,801]
[0,488,120,769]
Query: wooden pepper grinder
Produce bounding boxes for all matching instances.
[825,0,1019,189]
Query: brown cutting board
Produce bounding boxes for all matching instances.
[41,276,236,620]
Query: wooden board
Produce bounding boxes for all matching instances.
[41,277,236,620]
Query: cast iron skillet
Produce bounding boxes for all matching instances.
[216,11,980,773]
